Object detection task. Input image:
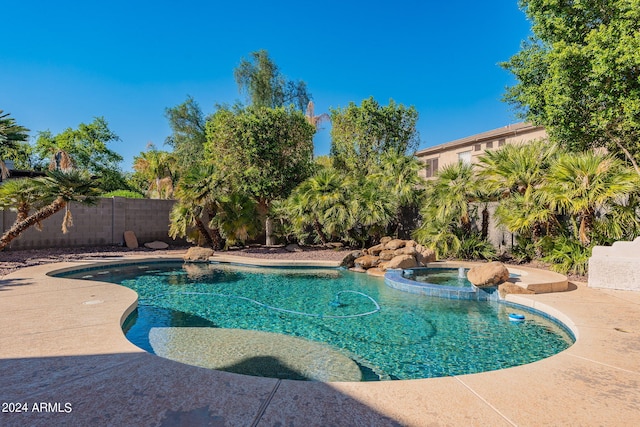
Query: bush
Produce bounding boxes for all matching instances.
[101,190,145,199]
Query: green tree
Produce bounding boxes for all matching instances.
[503,0,640,173]
[542,151,639,245]
[0,170,100,250]
[170,164,225,249]
[330,97,419,175]
[0,110,30,178]
[413,162,481,258]
[205,105,315,244]
[34,117,126,190]
[164,96,208,172]
[285,168,354,244]
[234,50,311,111]
[132,145,178,199]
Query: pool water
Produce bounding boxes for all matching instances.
[408,268,473,288]
[61,262,574,381]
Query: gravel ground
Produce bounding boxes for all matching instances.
[0,245,352,278]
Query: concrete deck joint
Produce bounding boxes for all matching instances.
[251,379,281,427]
[454,376,518,427]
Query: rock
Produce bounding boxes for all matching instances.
[326,242,344,248]
[184,247,214,262]
[379,249,396,261]
[378,261,389,271]
[354,255,380,269]
[405,240,417,248]
[416,247,436,266]
[394,246,417,256]
[144,241,169,250]
[340,250,363,268]
[349,266,367,273]
[385,239,406,250]
[380,236,393,244]
[467,262,510,288]
[367,243,385,256]
[366,268,386,277]
[498,282,535,298]
[123,230,138,249]
[385,254,418,269]
[285,243,303,252]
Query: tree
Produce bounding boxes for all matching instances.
[285,168,354,244]
[503,0,640,173]
[330,97,419,175]
[542,151,639,245]
[205,105,315,244]
[132,145,178,199]
[0,110,29,178]
[0,170,100,250]
[170,164,224,249]
[34,117,126,190]
[234,50,311,111]
[164,96,208,172]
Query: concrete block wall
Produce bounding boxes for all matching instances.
[1,197,182,250]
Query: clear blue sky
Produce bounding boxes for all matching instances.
[1,0,532,171]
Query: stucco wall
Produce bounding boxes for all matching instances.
[1,197,182,250]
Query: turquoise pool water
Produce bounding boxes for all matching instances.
[60,262,574,381]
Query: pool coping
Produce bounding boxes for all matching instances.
[1,253,639,426]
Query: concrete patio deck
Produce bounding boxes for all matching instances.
[1,255,639,426]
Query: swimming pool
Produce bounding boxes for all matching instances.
[59,262,574,381]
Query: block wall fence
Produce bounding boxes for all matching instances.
[1,197,184,250]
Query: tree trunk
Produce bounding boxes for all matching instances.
[481,206,489,240]
[265,217,275,246]
[313,218,329,244]
[0,198,66,251]
[195,217,215,249]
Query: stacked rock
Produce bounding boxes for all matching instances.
[341,237,436,277]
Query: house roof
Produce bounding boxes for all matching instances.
[415,122,544,157]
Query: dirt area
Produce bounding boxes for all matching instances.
[0,245,352,278]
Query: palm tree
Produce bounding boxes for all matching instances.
[211,192,261,247]
[413,162,478,257]
[0,178,42,223]
[371,153,426,238]
[0,170,99,250]
[0,110,29,178]
[170,164,224,249]
[305,101,330,130]
[542,151,640,245]
[286,168,352,244]
[477,141,559,249]
[133,146,178,199]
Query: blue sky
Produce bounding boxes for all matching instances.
[1,0,532,171]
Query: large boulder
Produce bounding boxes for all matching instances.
[123,230,138,249]
[354,255,380,269]
[144,240,169,250]
[340,250,363,268]
[416,247,436,266]
[405,240,417,248]
[394,246,417,256]
[285,243,303,252]
[379,250,396,261]
[467,262,510,288]
[367,243,386,256]
[184,247,214,262]
[385,239,406,250]
[380,236,393,245]
[385,254,418,269]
